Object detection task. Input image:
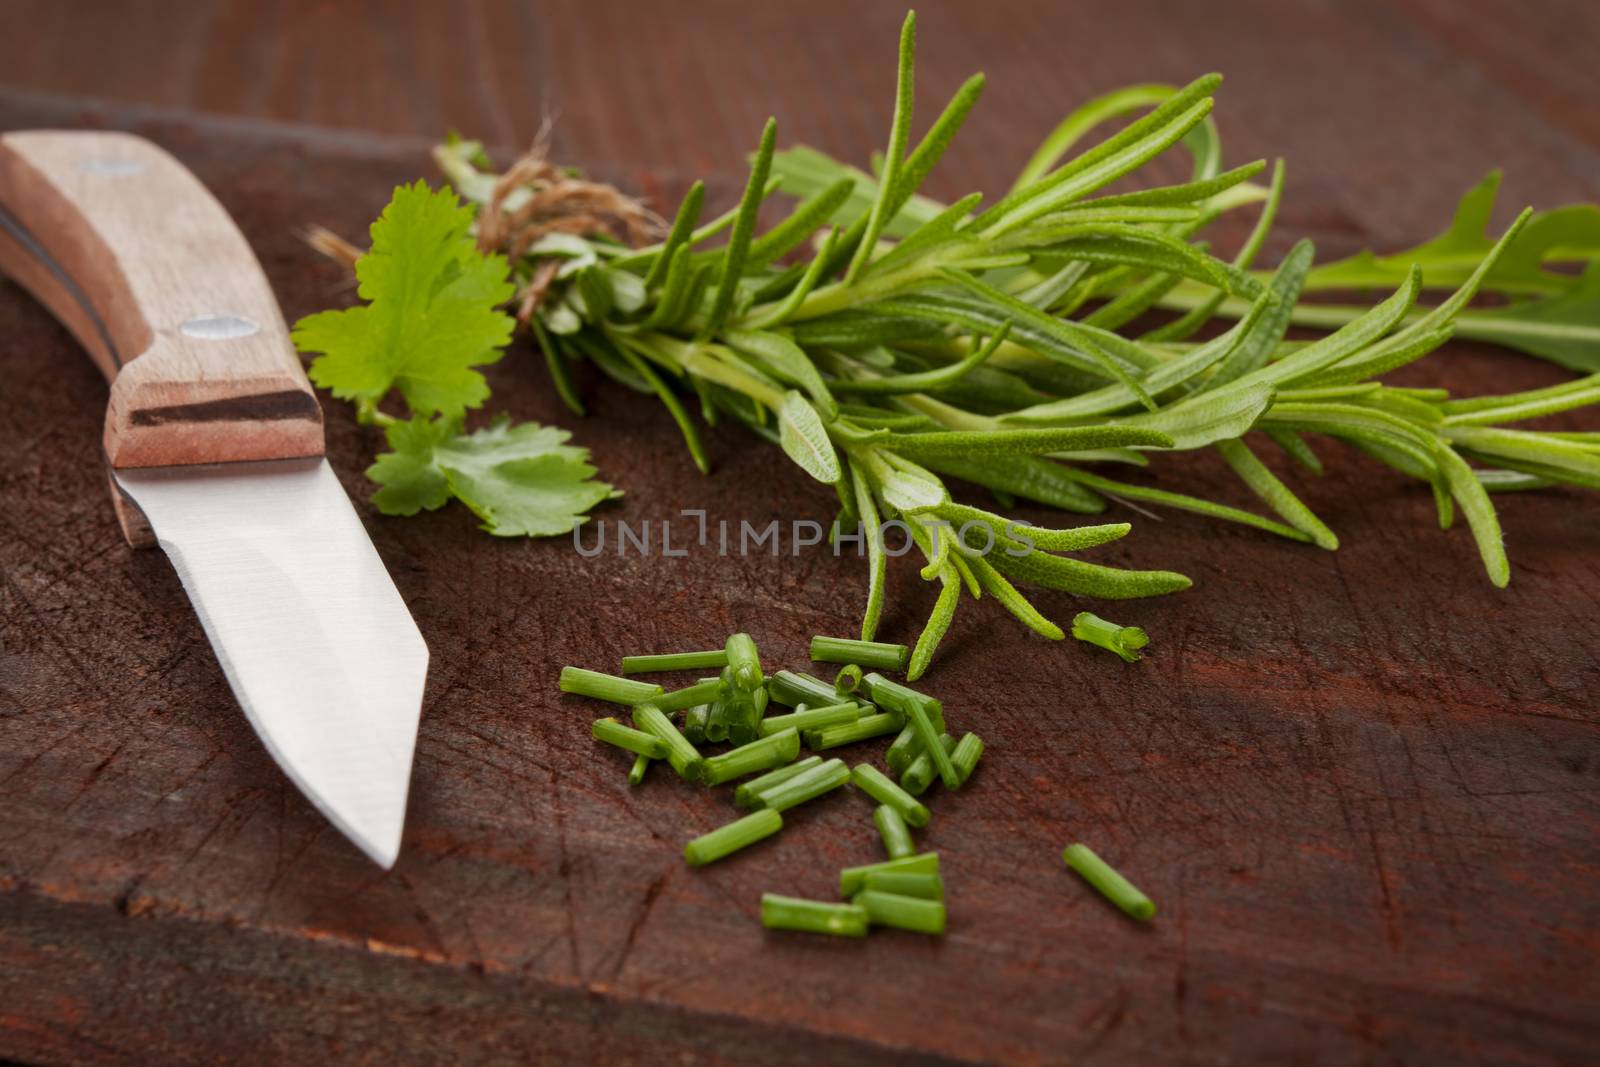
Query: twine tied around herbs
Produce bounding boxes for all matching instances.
[306,132,663,325]
[478,135,663,324]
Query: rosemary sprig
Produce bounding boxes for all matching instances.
[436,10,1599,678]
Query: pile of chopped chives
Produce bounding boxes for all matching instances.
[561,634,976,933]
[562,630,1154,939]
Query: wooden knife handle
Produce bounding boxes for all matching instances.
[0,131,324,476]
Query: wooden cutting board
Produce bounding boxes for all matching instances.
[1,69,1598,1067]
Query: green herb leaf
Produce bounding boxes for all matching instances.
[778,391,842,483]
[292,181,515,418]
[370,414,619,537]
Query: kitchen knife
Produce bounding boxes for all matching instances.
[0,130,427,868]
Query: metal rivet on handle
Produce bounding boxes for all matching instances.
[77,158,145,176]
[180,314,261,340]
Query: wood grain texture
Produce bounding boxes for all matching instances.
[1,2,1598,1065]
[0,131,322,473]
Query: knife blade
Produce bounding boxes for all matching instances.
[0,130,427,867]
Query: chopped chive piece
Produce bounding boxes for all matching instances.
[903,695,960,790]
[900,734,956,796]
[628,753,651,786]
[810,636,910,671]
[705,693,731,743]
[874,804,916,859]
[804,712,905,750]
[838,857,934,895]
[749,758,850,812]
[758,702,864,737]
[885,724,924,773]
[684,809,783,867]
[723,677,768,746]
[851,765,931,827]
[561,667,664,705]
[950,732,984,785]
[1062,843,1157,921]
[1071,612,1151,663]
[861,871,943,900]
[726,632,763,690]
[632,703,707,782]
[839,852,940,896]
[735,756,824,808]
[653,676,726,713]
[767,669,841,708]
[592,717,668,758]
[834,663,865,694]
[852,890,946,935]
[861,672,944,727]
[621,649,729,674]
[760,894,869,937]
[702,728,802,786]
[682,702,710,744]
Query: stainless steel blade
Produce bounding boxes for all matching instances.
[113,458,428,867]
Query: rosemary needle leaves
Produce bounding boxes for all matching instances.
[439,10,1599,680]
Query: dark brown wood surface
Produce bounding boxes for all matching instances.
[2,2,1598,1064]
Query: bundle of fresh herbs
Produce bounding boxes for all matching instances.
[298,10,1600,680]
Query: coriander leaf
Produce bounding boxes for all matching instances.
[292,181,515,418]
[369,415,620,537]
[1302,172,1600,297]
[368,415,455,516]
[1461,262,1600,373]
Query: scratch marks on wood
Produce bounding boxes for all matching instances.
[604,865,670,985]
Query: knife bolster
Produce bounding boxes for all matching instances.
[0,130,325,544]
